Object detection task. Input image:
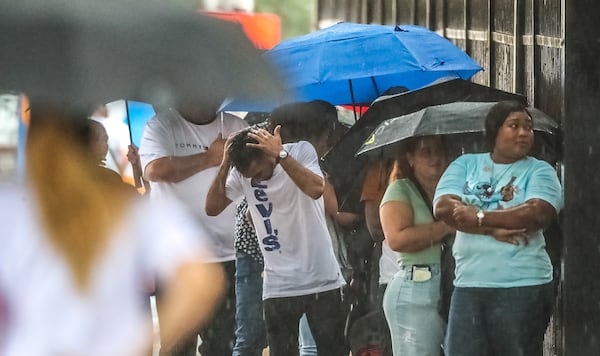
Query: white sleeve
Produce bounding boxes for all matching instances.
[139,116,172,173]
[288,141,323,178]
[225,168,244,202]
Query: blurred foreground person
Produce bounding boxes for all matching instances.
[0,105,225,356]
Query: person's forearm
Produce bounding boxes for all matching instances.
[436,195,556,232]
[434,195,464,227]
[478,200,556,231]
[364,201,384,242]
[323,179,359,227]
[145,152,220,183]
[279,156,324,199]
[334,211,360,228]
[205,162,233,216]
[386,221,450,253]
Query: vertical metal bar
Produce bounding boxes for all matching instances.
[560,0,566,119]
[412,0,417,24]
[426,0,432,29]
[441,0,447,37]
[487,0,494,86]
[513,0,521,93]
[464,0,469,53]
[530,0,536,106]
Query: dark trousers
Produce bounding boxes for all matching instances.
[263,288,347,356]
[159,260,236,356]
[444,282,554,356]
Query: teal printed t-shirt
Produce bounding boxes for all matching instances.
[380,178,442,266]
[434,153,563,288]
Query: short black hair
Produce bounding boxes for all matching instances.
[484,100,532,151]
[269,100,336,143]
[228,130,264,173]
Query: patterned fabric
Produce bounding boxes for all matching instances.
[234,198,264,265]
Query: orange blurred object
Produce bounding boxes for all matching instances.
[201,11,281,50]
[20,94,30,127]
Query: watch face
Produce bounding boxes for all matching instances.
[279,150,288,159]
[477,211,484,219]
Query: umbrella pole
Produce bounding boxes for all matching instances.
[125,100,143,189]
[348,80,358,122]
[370,77,381,98]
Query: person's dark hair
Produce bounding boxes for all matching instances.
[395,135,447,182]
[269,100,336,143]
[484,100,532,151]
[245,112,270,125]
[381,86,409,96]
[228,130,264,173]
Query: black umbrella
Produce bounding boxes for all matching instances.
[0,0,284,111]
[356,101,559,159]
[322,78,527,213]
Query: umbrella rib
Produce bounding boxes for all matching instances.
[370,77,381,97]
[348,79,358,122]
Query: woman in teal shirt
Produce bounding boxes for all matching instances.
[434,100,562,356]
[380,135,453,356]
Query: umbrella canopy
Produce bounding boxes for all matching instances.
[0,0,284,111]
[356,101,559,157]
[222,22,482,111]
[124,101,156,148]
[268,23,482,105]
[322,78,528,213]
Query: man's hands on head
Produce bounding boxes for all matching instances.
[246,125,283,159]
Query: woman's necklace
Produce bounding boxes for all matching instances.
[484,155,518,198]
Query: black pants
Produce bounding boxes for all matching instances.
[263,288,347,356]
[159,260,236,356]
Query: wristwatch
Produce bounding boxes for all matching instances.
[277,149,288,162]
[476,210,485,227]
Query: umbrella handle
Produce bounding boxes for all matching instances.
[125,100,143,189]
[131,161,143,189]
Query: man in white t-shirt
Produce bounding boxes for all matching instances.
[139,102,247,356]
[206,126,346,356]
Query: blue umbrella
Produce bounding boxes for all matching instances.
[223,23,482,112]
[124,100,156,148]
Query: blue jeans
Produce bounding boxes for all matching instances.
[233,252,267,356]
[444,282,554,356]
[382,264,445,356]
[298,314,317,356]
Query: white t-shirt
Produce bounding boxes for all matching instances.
[0,185,212,356]
[225,141,345,299]
[379,240,400,285]
[140,109,248,262]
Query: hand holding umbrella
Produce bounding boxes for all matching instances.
[126,144,148,192]
[206,134,227,167]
